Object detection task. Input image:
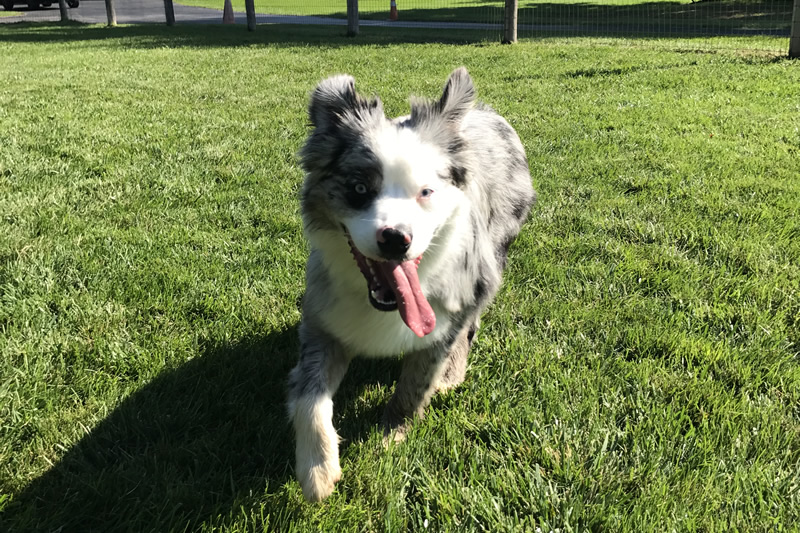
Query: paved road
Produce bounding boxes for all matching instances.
[1,0,252,25]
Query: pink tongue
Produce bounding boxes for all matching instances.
[377,260,436,337]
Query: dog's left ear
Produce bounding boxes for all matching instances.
[436,67,476,121]
[411,67,475,126]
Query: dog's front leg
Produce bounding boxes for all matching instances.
[287,326,350,502]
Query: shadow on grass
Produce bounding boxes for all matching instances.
[0,21,495,47]
[1,325,402,532]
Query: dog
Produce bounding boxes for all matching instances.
[287,67,536,502]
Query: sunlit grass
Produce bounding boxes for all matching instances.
[0,22,798,532]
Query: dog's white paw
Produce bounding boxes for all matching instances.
[298,456,342,502]
[435,380,459,393]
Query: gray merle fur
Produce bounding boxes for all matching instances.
[288,67,536,502]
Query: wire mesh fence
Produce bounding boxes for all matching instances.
[0,0,794,53]
[517,0,793,41]
[242,0,506,42]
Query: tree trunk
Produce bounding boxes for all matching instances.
[58,0,68,22]
[104,0,117,26]
[164,0,175,26]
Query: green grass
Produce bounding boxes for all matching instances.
[177,0,793,33]
[1,23,799,532]
[0,10,22,16]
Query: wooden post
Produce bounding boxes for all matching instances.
[104,0,117,26]
[503,0,518,44]
[790,0,800,58]
[245,0,256,31]
[164,0,175,26]
[347,0,359,37]
[57,0,69,21]
[222,0,234,24]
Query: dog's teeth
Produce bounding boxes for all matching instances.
[370,289,395,306]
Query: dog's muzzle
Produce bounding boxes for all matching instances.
[346,235,435,337]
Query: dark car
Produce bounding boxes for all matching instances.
[2,0,79,9]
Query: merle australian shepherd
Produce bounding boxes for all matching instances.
[288,67,535,501]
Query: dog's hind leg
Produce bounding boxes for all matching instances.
[382,324,473,441]
[287,325,350,502]
[382,347,446,442]
[383,321,479,441]
[436,321,477,393]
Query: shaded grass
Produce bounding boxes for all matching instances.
[0,22,799,532]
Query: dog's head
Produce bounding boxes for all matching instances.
[299,68,476,336]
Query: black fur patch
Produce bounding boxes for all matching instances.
[474,277,487,301]
[319,143,383,210]
[494,121,514,141]
[447,138,466,155]
[344,180,378,210]
[467,324,477,346]
[288,358,325,397]
[496,235,515,267]
[511,197,530,220]
[448,165,467,188]
[319,139,349,177]
[434,82,450,115]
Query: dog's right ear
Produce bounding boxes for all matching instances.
[309,75,357,128]
[308,75,381,130]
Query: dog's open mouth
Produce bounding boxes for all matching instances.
[347,237,436,337]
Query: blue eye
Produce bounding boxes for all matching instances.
[420,188,434,198]
[354,183,367,194]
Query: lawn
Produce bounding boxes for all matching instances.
[177,0,793,34]
[0,23,798,532]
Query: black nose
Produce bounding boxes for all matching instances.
[378,227,412,259]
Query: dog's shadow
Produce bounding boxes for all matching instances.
[2,325,401,532]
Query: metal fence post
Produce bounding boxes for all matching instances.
[245,0,256,31]
[347,0,359,37]
[104,0,117,26]
[164,0,176,26]
[58,0,69,21]
[503,0,518,44]
[791,0,800,58]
